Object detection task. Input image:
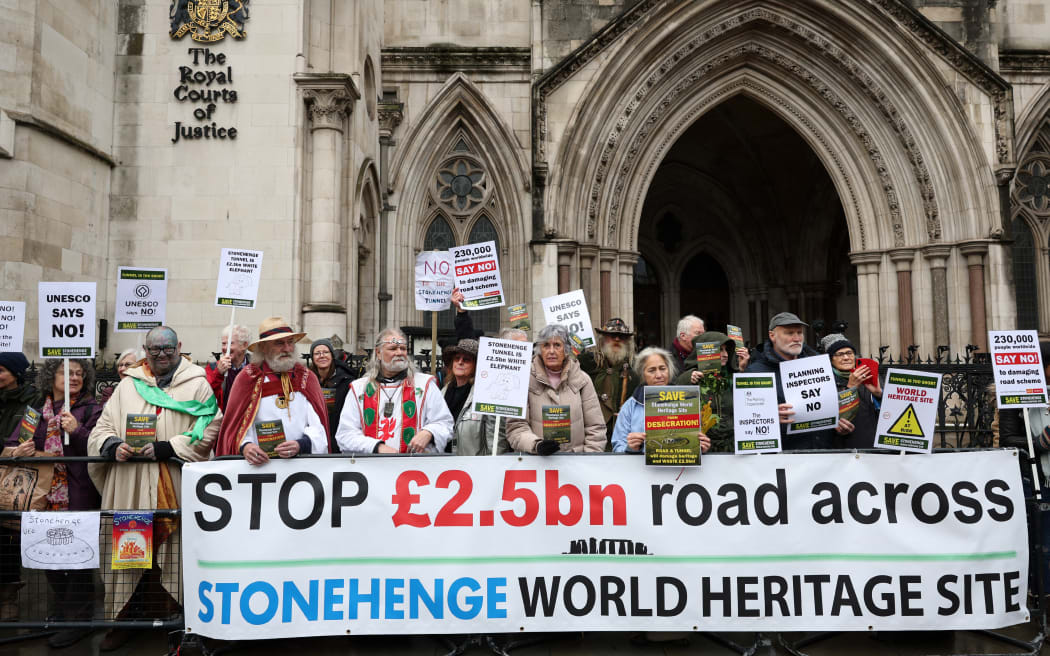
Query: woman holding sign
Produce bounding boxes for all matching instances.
[612,347,712,454]
[4,359,101,647]
[819,334,882,448]
[441,338,509,455]
[506,325,607,454]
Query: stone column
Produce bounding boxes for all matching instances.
[578,245,598,310]
[889,249,916,358]
[376,100,403,329]
[599,250,616,324]
[617,252,639,326]
[849,252,883,356]
[959,241,990,351]
[922,245,952,353]
[295,74,360,340]
[556,241,576,295]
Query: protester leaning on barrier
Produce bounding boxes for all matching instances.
[87,326,221,651]
[336,328,453,454]
[0,352,35,623]
[998,340,1050,595]
[506,324,607,454]
[820,333,882,448]
[215,318,330,464]
[440,338,509,455]
[673,332,749,453]
[308,337,353,452]
[579,318,640,442]
[2,359,101,646]
[747,312,835,450]
[669,314,704,374]
[612,347,711,455]
[206,323,251,411]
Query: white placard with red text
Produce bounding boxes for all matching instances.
[989,330,1047,409]
[450,241,504,310]
[0,301,25,352]
[182,452,1028,639]
[414,251,455,312]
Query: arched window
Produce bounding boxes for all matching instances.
[633,256,662,348]
[423,215,456,331]
[1012,216,1038,331]
[467,215,501,334]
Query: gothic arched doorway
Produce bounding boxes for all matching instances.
[638,95,857,348]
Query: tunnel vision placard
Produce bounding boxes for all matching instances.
[182,452,1028,639]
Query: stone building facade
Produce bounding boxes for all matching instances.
[2,0,1050,359]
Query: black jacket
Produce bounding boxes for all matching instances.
[832,374,880,449]
[313,359,355,452]
[747,341,834,450]
[1000,407,1050,483]
[0,383,38,443]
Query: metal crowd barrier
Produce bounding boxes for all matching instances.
[3,451,1047,656]
[0,456,183,653]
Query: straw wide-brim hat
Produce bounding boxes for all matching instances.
[247,317,308,352]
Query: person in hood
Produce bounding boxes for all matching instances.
[747,312,835,450]
[673,331,749,453]
[611,346,710,454]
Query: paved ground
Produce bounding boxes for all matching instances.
[1,624,1048,655]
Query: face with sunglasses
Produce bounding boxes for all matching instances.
[144,326,182,377]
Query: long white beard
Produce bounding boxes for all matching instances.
[267,351,296,373]
[384,356,408,373]
[601,342,631,366]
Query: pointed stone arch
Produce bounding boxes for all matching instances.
[352,159,382,349]
[390,73,530,327]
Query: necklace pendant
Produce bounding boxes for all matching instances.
[383,401,394,418]
[275,396,289,409]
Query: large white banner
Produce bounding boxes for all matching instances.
[182,452,1029,639]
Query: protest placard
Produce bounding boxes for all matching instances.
[38,282,96,358]
[182,451,1028,638]
[732,373,781,453]
[473,337,532,418]
[541,290,595,348]
[215,248,263,308]
[875,369,942,454]
[694,341,721,372]
[0,301,25,352]
[415,251,455,312]
[780,355,838,434]
[508,304,531,331]
[727,324,744,350]
[115,267,167,331]
[21,511,100,570]
[450,241,504,309]
[112,512,153,570]
[989,330,1047,409]
[645,386,701,466]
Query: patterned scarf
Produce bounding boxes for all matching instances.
[42,396,69,510]
[362,379,417,452]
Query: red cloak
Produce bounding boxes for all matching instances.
[214,362,330,456]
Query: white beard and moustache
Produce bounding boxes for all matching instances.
[600,340,633,366]
[384,355,409,374]
[266,351,297,373]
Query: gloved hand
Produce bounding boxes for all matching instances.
[152,440,176,461]
[536,439,561,456]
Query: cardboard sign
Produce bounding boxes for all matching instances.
[508,304,531,331]
[732,373,781,453]
[21,511,100,570]
[473,337,532,418]
[989,330,1047,409]
[255,419,286,454]
[542,406,571,444]
[414,251,455,312]
[38,282,96,358]
[115,267,167,331]
[644,385,701,466]
[19,406,41,443]
[125,414,157,452]
[875,369,942,454]
[780,355,838,434]
[215,248,263,308]
[112,511,153,570]
[541,290,595,348]
[450,241,505,309]
[727,324,744,350]
[0,301,25,352]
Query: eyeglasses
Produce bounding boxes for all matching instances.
[146,346,176,356]
[832,351,855,359]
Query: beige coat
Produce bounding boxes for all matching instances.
[506,356,607,453]
[87,357,221,612]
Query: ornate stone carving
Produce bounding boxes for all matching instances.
[434,155,489,215]
[378,101,404,136]
[304,89,353,131]
[999,50,1050,74]
[381,47,530,73]
[1014,155,1050,215]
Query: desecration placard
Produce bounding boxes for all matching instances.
[182,451,1029,639]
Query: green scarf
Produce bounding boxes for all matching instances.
[132,378,219,444]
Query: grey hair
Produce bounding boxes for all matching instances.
[366,327,416,382]
[498,327,528,341]
[633,347,677,381]
[676,314,704,337]
[117,348,144,364]
[536,324,572,357]
[221,323,252,345]
[36,359,96,402]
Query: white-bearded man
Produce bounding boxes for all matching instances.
[577,318,641,441]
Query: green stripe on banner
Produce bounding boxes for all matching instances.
[198,551,1017,569]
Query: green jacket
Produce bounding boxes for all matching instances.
[578,349,640,435]
[673,331,741,453]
